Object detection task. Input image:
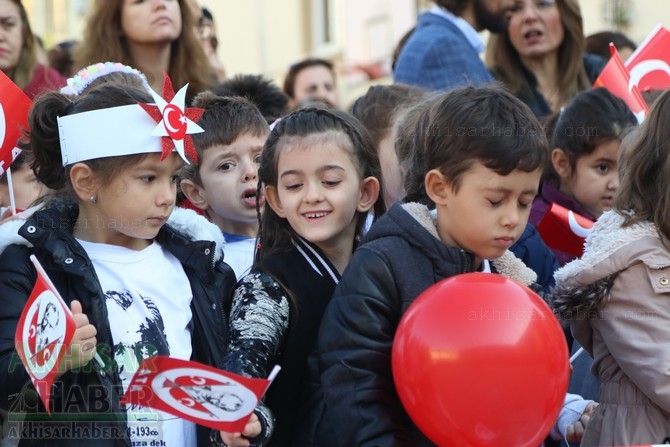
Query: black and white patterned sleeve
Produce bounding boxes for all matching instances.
[223,271,290,379]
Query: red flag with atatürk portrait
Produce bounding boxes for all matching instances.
[14,256,77,413]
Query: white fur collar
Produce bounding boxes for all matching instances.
[555,210,658,283]
[0,205,225,262]
[401,202,537,286]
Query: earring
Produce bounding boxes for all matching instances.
[89,195,96,204]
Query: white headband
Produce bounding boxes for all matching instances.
[58,104,163,166]
[57,76,204,166]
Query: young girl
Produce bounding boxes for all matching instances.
[216,107,384,447]
[530,87,637,266]
[0,151,49,219]
[552,89,670,447]
[0,82,236,446]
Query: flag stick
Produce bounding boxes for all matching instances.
[6,166,16,215]
[29,255,105,369]
[570,347,585,364]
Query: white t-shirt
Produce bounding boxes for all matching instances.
[78,239,196,447]
[222,233,256,280]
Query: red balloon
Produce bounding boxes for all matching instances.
[392,273,569,447]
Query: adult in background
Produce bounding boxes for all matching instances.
[74,0,215,101]
[486,0,605,119]
[585,30,636,62]
[0,0,65,98]
[283,58,339,110]
[393,0,514,91]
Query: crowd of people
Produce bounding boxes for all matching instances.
[0,0,665,446]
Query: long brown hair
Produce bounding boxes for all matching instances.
[486,0,589,111]
[615,89,670,242]
[74,0,215,99]
[7,0,37,89]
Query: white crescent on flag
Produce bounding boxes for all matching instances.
[0,103,6,149]
[568,211,592,239]
[628,59,670,92]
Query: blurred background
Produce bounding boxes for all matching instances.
[22,0,670,108]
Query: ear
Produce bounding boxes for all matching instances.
[551,148,572,179]
[425,168,450,206]
[180,179,209,210]
[69,163,99,203]
[357,176,380,213]
[264,185,286,218]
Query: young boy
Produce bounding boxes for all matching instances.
[0,152,49,219]
[180,92,269,279]
[306,86,594,446]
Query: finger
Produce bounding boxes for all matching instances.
[565,424,577,442]
[242,419,262,438]
[75,324,97,340]
[70,300,83,315]
[72,313,91,329]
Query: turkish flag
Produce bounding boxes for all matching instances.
[0,71,31,176]
[625,24,670,93]
[14,256,76,414]
[536,203,594,259]
[593,44,649,123]
[121,356,279,433]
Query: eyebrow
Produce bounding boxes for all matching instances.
[280,164,345,178]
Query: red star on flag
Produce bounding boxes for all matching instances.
[139,73,204,164]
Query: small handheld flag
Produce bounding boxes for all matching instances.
[14,256,77,413]
[122,356,279,433]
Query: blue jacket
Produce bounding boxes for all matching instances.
[393,12,493,91]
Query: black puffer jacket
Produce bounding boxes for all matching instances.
[0,203,236,447]
[311,202,537,447]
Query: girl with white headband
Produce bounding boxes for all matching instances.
[0,80,236,447]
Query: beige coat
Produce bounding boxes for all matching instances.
[553,211,670,446]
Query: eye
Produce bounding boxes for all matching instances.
[595,164,610,174]
[285,183,302,190]
[170,175,180,184]
[218,162,234,171]
[518,201,531,209]
[140,176,156,183]
[488,199,503,207]
[322,180,341,187]
[253,154,262,164]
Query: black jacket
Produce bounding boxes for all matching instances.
[0,203,236,447]
[312,203,537,447]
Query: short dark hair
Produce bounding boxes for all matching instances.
[585,31,636,60]
[404,85,547,206]
[211,74,289,124]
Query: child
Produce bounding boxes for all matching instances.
[552,89,670,447]
[530,87,637,266]
[310,86,592,446]
[350,83,428,207]
[0,82,237,446]
[216,106,385,447]
[0,151,49,217]
[179,92,270,279]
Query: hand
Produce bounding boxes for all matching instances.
[565,401,598,442]
[55,300,97,378]
[219,412,261,447]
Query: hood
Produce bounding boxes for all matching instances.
[0,202,225,262]
[365,202,537,286]
[552,210,669,317]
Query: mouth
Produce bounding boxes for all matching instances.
[494,236,516,248]
[523,29,543,41]
[303,211,331,219]
[241,188,263,207]
[153,16,172,25]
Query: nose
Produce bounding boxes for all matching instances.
[152,0,168,9]
[156,178,176,207]
[303,181,324,204]
[607,173,620,191]
[519,3,541,22]
[241,160,258,182]
[501,204,521,228]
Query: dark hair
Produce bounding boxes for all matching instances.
[394,100,430,178]
[0,151,33,184]
[615,89,670,241]
[391,27,416,72]
[211,74,289,124]
[256,106,385,264]
[434,0,468,15]
[404,85,547,206]
[27,83,154,196]
[182,91,269,185]
[545,87,637,185]
[585,31,636,60]
[47,40,78,77]
[283,58,335,99]
[350,83,428,146]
